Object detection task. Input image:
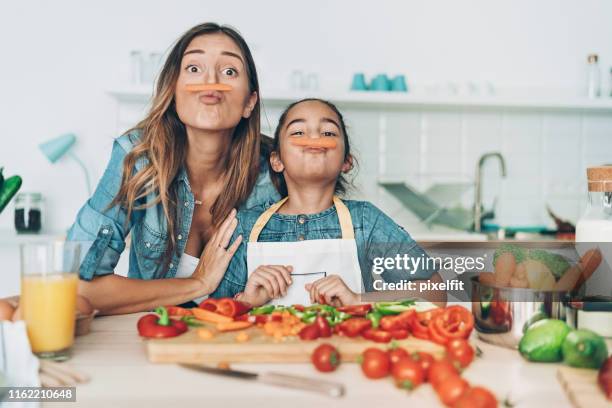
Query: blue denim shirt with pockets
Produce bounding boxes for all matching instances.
[220,199,436,297]
[66,130,281,293]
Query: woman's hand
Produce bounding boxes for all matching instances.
[305,274,359,307]
[191,209,242,295]
[238,265,293,307]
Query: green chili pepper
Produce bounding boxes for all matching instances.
[374,299,416,315]
[250,305,276,315]
[181,315,204,327]
[366,311,382,328]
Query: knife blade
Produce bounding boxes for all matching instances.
[179,364,345,398]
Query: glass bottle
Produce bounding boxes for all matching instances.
[14,192,43,234]
[586,54,601,98]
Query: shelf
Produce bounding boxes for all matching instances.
[107,86,612,112]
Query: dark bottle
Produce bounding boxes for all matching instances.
[14,192,43,234]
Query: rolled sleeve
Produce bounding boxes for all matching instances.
[67,136,137,280]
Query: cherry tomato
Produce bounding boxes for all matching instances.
[391,357,425,390]
[388,347,409,366]
[358,348,391,379]
[311,343,340,373]
[315,315,332,338]
[411,352,435,380]
[446,338,475,368]
[453,386,498,408]
[298,323,320,340]
[362,329,392,343]
[428,360,459,388]
[435,375,469,406]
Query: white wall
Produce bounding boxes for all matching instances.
[0,0,611,232]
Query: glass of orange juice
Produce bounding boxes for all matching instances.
[20,241,81,361]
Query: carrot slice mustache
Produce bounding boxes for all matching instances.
[184,83,233,92]
[290,138,338,149]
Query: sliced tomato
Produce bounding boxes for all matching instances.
[337,304,372,317]
[362,329,393,343]
[198,298,219,312]
[338,318,372,337]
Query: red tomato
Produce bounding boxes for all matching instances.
[359,348,391,379]
[391,357,425,390]
[436,375,470,406]
[338,318,372,337]
[311,343,341,373]
[298,323,320,340]
[453,386,498,408]
[446,339,475,368]
[362,329,392,343]
[388,347,409,366]
[411,352,435,380]
[315,315,332,338]
[428,360,460,388]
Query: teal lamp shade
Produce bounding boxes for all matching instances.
[39,133,76,163]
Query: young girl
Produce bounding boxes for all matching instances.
[212,98,445,307]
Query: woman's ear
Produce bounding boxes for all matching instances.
[270,151,285,173]
[341,154,354,173]
[242,91,258,118]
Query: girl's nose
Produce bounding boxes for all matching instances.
[203,68,218,84]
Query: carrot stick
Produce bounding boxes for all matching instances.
[184,83,233,92]
[192,308,233,324]
[290,138,337,149]
[216,321,253,332]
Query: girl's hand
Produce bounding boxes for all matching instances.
[191,209,242,295]
[305,274,359,307]
[239,265,293,307]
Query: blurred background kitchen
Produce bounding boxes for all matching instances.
[1,0,611,297]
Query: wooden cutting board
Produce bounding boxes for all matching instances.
[145,324,445,364]
[557,366,610,408]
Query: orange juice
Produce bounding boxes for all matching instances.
[21,273,78,353]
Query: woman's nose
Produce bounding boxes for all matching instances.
[202,69,218,84]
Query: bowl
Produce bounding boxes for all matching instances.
[470,276,570,349]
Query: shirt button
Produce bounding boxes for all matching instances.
[298,216,306,224]
[177,234,183,240]
[145,242,151,248]
[184,202,189,207]
[102,228,109,235]
[298,235,305,241]
[169,263,174,269]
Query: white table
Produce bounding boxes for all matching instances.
[47,313,576,408]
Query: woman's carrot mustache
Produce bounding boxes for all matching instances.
[184,83,233,92]
[290,138,337,149]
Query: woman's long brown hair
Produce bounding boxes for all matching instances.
[111,23,262,276]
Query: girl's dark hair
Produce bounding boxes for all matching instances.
[269,98,356,197]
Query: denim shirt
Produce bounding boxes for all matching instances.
[215,199,436,298]
[66,130,280,284]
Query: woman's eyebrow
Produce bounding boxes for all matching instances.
[182,49,244,66]
[321,117,340,129]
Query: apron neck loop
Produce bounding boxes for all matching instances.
[249,196,355,242]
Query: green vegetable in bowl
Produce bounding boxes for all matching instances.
[493,244,527,266]
[562,329,608,369]
[519,319,571,362]
[527,249,571,279]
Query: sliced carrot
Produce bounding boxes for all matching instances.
[197,328,215,340]
[235,332,250,343]
[216,321,253,332]
[192,308,233,324]
[290,137,337,149]
[165,306,193,316]
[184,83,233,92]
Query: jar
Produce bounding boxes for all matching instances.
[576,166,612,242]
[14,192,43,234]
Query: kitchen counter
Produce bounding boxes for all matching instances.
[51,313,576,408]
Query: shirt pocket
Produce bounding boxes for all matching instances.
[133,221,168,275]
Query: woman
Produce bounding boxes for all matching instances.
[67,23,279,315]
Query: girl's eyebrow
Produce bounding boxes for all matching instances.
[285,118,305,129]
[321,117,340,129]
[182,49,244,65]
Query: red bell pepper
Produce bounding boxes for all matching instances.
[362,328,392,343]
[337,304,372,317]
[198,298,219,312]
[165,305,193,317]
[214,298,252,317]
[315,315,332,338]
[137,306,188,338]
[338,317,372,337]
[298,323,320,340]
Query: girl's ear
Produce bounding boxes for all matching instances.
[341,154,354,173]
[270,151,285,173]
[242,91,258,118]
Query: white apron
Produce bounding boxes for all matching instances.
[247,196,362,306]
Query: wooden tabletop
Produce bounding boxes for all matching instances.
[51,313,574,408]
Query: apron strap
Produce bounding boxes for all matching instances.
[249,196,355,242]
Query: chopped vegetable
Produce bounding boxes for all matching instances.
[366,311,382,328]
[598,356,612,400]
[337,317,372,337]
[374,299,416,315]
[137,306,188,338]
[493,244,527,266]
[192,308,233,324]
[235,332,250,342]
[214,298,252,317]
[250,304,276,315]
[198,298,219,312]
[165,306,193,317]
[216,321,253,332]
[337,304,372,316]
[197,328,214,340]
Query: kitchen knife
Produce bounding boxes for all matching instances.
[179,364,345,398]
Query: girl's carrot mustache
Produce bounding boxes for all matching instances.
[185,83,233,92]
[290,138,337,149]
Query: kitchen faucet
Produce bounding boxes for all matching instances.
[473,152,507,232]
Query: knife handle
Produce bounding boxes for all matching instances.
[260,372,345,398]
